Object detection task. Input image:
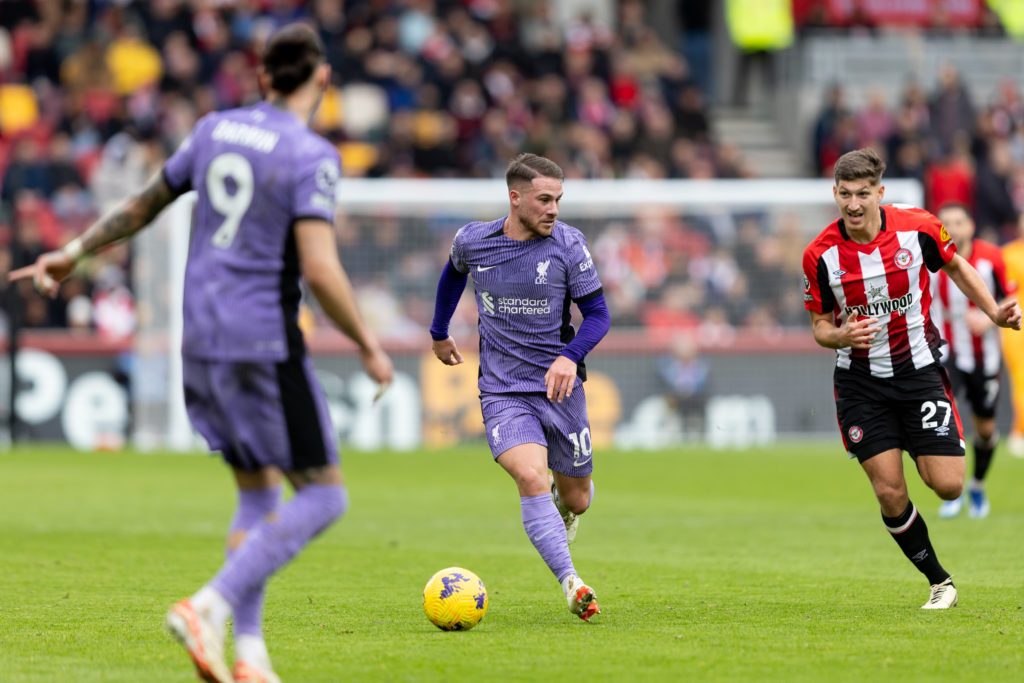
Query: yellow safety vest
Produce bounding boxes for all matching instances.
[725,0,794,51]
[989,0,1024,40]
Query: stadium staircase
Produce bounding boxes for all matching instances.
[711,106,805,177]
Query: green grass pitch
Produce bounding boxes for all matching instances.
[2,442,1023,682]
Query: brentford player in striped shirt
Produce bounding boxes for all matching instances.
[802,148,1021,610]
[930,203,1015,520]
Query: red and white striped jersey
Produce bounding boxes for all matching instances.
[802,205,957,378]
[930,239,1013,375]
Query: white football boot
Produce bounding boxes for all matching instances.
[233,659,282,683]
[967,486,991,519]
[550,475,580,544]
[921,577,958,609]
[938,494,964,519]
[166,599,232,683]
[562,574,600,621]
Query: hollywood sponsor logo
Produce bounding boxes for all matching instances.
[894,248,913,269]
[848,425,864,443]
[845,291,914,318]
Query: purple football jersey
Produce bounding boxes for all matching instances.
[163,102,341,361]
[449,218,603,394]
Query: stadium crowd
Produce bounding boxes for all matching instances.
[812,69,1024,246]
[0,0,732,338]
[4,0,1024,343]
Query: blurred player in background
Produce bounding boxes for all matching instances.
[10,24,393,683]
[429,153,610,621]
[802,148,1021,610]
[1000,212,1024,457]
[929,203,1015,518]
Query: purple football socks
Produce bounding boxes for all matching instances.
[212,485,348,609]
[521,494,575,583]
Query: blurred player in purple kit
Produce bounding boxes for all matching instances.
[429,153,611,621]
[10,24,392,683]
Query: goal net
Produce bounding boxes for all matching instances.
[132,178,923,451]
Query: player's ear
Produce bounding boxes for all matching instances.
[257,66,270,96]
[877,184,885,201]
[509,189,520,207]
[316,63,331,91]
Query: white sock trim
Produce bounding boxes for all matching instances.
[192,585,232,627]
[884,503,918,534]
[236,634,271,669]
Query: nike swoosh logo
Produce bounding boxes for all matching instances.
[476,265,496,272]
[531,529,553,542]
[572,457,592,468]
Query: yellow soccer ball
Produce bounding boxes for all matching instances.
[422,567,488,631]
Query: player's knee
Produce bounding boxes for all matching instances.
[932,479,963,501]
[872,481,906,510]
[976,425,998,445]
[564,487,592,514]
[515,468,550,496]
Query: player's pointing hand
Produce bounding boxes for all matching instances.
[7,249,76,299]
[993,298,1023,331]
[844,310,882,349]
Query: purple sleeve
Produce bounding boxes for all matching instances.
[560,291,609,363]
[430,259,469,341]
[292,145,341,222]
[163,118,207,192]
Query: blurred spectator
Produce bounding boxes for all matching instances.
[812,84,848,173]
[975,139,1018,239]
[657,333,710,438]
[925,132,975,213]
[928,64,976,159]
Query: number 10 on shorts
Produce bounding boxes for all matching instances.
[568,428,593,467]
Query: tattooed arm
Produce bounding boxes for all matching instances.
[76,171,180,254]
[7,171,183,296]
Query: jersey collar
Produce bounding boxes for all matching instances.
[838,207,887,241]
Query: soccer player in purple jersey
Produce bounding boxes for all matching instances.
[10,24,392,683]
[429,153,611,621]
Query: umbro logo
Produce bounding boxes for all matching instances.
[833,269,847,277]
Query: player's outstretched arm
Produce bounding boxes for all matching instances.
[7,171,180,297]
[810,310,881,349]
[943,254,1023,330]
[294,218,394,386]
